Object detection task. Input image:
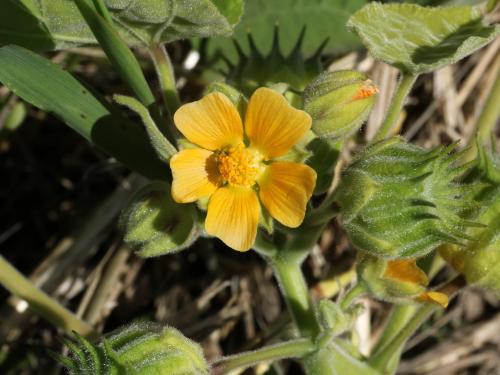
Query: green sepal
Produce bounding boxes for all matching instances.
[304,70,377,139]
[204,82,247,117]
[306,137,343,195]
[259,205,274,235]
[223,28,326,95]
[114,95,177,163]
[347,3,500,74]
[120,181,199,258]
[357,253,426,304]
[54,321,209,375]
[440,145,500,295]
[318,299,362,336]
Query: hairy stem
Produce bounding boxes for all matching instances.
[211,338,315,374]
[150,44,181,118]
[0,256,96,338]
[271,256,320,337]
[369,304,434,372]
[339,283,366,310]
[373,72,417,142]
[368,276,466,373]
[463,56,500,161]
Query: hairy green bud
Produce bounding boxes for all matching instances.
[335,137,481,258]
[304,70,378,139]
[53,322,209,375]
[120,182,199,257]
[440,146,500,295]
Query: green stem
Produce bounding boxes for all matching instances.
[339,283,366,310]
[371,305,418,357]
[0,256,96,338]
[90,0,113,23]
[268,254,337,375]
[373,72,418,142]
[271,256,320,337]
[369,304,434,372]
[463,57,500,160]
[211,338,315,375]
[369,276,466,373]
[149,43,181,119]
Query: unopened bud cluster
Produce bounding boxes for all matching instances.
[335,137,481,258]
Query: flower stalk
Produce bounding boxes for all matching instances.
[373,72,417,142]
[0,256,96,338]
[211,338,316,374]
[149,43,182,120]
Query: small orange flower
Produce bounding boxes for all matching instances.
[170,88,317,251]
[384,259,449,307]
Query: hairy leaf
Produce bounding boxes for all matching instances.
[205,0,368,64]
[348,3,500,74]
[0,0,243,51]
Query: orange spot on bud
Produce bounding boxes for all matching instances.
[352,81,379,100]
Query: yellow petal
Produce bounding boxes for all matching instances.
[205,187,260,251]
[417,291,449,308]
[258,162,316,228]
[170,148,219,203]
[383,259,429,286]
[174,92,243,150]
[245,87,311,159]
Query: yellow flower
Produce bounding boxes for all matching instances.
[383,259,449,307]
[170,88,317,251]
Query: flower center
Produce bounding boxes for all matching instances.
[216,144,263,187]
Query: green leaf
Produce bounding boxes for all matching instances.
[204,0,368,64]
[74,0,156,108]
[347,3,500,74]
[120,182,199,257]
[114,95,177,162]
[0,0,243,51]
[0,45,165,179]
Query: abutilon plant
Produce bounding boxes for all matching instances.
[0,1,498,375]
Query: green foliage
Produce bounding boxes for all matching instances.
[74,0,157,109]
[120,182,199,258]
[318,299,362,336]
[205,0,368,65]
[0,45,165,180]
[440,145,500,294]
[304,70,378,139]
[306,138,342,195]
[335,137,482,258]
[0,0,242,51]
[348,3,500,74]
[53,321,209,374]
[222,28,325,94]
[114,95,177,162]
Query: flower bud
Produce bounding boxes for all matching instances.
[357,253,448,306]
[440,146,500,295]
[55,322,209,375]
[303,70,378,138]
[335,137,480,258]
[120,181,199,257]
